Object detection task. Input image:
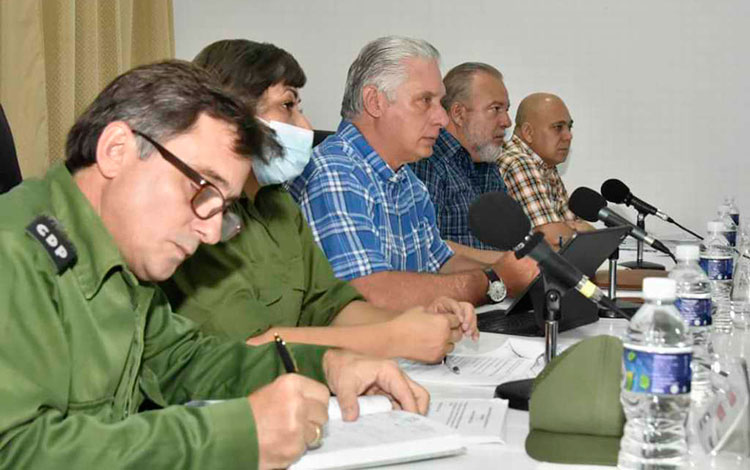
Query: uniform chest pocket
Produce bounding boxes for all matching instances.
[252,254,306,302]
[249,255,307,328]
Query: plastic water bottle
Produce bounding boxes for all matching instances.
[731,235,750,302]
[724,196,740,226]
[738,221,750,251]
[700,221,734,302]
[717,204,737,247]
[668,244,712,405]
[618,278,692,470]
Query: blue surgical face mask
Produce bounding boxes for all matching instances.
[253,119,313,186]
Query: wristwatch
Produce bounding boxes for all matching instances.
[484,268,507,303]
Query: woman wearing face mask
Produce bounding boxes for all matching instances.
[161,39,477,363]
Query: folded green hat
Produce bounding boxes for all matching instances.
[525,335,625,466]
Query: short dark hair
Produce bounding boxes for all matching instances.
[193,39,306,110]
[441,62,504,111]
[65,60,267,173]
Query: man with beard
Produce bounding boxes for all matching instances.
[499,93,592,248]
[410,63,509,250]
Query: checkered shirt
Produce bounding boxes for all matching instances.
[498,135,576,228]
[409,129,505,250]
[287,120,454,281]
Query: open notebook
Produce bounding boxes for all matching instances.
[290,396,507,470]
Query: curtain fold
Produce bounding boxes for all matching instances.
[0,0,174,178]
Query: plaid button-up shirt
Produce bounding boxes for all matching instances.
[409,129,506,250]
[288,121,454,281]
[498,135,576,228]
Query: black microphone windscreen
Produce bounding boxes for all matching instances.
[600,179,630,204]
[569,187,607,222]
[469,191,531,250]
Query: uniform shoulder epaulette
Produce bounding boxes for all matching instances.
[25,215,77,274]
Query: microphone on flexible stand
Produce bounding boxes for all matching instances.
[569,187,676,271]
[469,191,631,411]
[468,192,633,338]
[601,178,702,244]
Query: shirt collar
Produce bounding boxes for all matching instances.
[338,120,408,184]
[510,134,555,170]
[437,128,478,173]
[436,128,463,156]
[47,163,133,299]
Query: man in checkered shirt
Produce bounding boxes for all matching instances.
[498,93,593,248]
[289,37,538,311]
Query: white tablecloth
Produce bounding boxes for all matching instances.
[379,318,629,469]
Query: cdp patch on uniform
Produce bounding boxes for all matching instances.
[26,215,77,274]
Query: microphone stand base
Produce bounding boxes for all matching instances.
[620,260,666,270]
[495,378,534,411]
[598,299,641,319]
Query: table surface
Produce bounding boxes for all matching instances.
[379,244,684,468]
[378,318,630,470]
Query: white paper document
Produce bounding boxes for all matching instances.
[398,338,547,386]
[428,398,508,445]
[290,408,464,470]
[290,396,508,470]
[326,395,392,421]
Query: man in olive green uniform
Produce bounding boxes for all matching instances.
[0,61,427,470]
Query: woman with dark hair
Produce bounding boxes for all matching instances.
[162,39,476,363]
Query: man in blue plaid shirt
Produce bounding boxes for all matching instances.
[410,62,509,251]
[289,37,537,311]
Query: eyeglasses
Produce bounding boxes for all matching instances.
[132,130,242,241]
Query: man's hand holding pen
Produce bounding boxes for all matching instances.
[249,335,430,470]
[248,369,330,470]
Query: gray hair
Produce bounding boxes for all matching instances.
[441,62,503,111]
[340,36,440,120]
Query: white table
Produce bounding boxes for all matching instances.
[381,318,629,470]
[382,242,680,468]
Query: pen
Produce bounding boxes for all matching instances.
[443,356,460,375]
[274,333,297,373]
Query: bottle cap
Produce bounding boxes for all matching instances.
[717,204,733,220]
[642,277,677,300]
[675,244,699,260]
[707,220,725,233]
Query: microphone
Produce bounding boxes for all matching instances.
[569,187,675,261]
[601,178,703,241]
[468,191,630,318]
[601,179,671,222]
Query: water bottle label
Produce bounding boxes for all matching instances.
[699,257,734,280]
[730,213,739,225]
[674,296,712,326]
[721,230,737,247]
[623,346,692,395]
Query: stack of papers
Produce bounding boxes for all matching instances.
[398,338,548,386]
[291,395,508,470]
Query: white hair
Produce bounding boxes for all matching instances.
[340,36,440,120]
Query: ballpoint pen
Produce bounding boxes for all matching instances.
[274,333,297,373]
[443,355,460,375]
[275,333,324,450]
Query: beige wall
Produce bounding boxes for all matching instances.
[0,0,174,178]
